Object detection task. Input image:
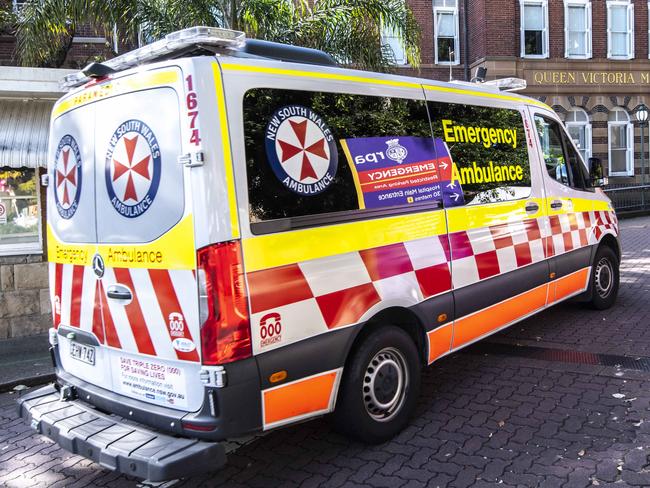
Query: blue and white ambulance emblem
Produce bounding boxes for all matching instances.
[54,134,82,219]
[265,105,338,196]
[105,119,161,218]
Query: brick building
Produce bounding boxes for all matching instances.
[396,0,650,183]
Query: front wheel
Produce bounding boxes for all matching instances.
[333,326,421,444]
[589,245,620,310]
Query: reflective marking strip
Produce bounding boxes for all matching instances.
[69,265,85,328]
[79,266,96,333]
[427,323,453,364]
[91,281,105,344]
[113,268,157,356]
[98,280,121,348]
[148,269,200,362]
[53,70,180,118]
[213,63,240,239]
[102,268,138,352]
[548,267,590,304]
[60,265,73,328]
[243,210,447,273]
[219,63,549,109]
[129,268,176,359]
[422,84,549,109]
[262,369,340,429]
[452,282,549,349]
[53,263,63,328]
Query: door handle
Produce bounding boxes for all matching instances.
[550,200,563,209]
[107,284,132,301]
[525,202,539,213]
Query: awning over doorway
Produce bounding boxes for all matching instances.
[0,99,53,169]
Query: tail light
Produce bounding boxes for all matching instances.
[197,241,251,365]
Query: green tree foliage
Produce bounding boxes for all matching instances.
[15,0,420,71]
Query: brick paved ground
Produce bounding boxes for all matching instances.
[1,215,649,488]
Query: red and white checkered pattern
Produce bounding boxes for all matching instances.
[247,210,617,354]
[50,263,200,362]
[247,235,451,354]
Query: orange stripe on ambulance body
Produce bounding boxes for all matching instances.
[452,283,548,349]
[548,268,590,304]
[427,323,453,364]
[263,370,339,428]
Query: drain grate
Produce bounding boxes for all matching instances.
[464,342,650,372]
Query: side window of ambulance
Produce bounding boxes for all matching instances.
[535,115,569,186]
[427,101,532,206]
[243,89,434,233]
[535,114,590,191]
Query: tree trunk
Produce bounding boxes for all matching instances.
[230,0,237,30]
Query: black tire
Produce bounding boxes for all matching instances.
[333,325,421,444]
[589,245,619,310]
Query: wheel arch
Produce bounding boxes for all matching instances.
[597,232,621,263]
[343,306,429,371]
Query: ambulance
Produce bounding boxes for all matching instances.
[18,27,620,481]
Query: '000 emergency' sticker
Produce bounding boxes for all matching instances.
[265,105,338,196]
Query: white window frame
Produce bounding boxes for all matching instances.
[565,108,592,162]
[564,1,592,59]
[520,0,549,58]
[434,5,460,65]
[607,1,634,60]
[608,109,634,177]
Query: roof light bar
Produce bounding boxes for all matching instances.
[62,26,245,90]
[482,77,527,92]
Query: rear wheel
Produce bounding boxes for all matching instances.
[333,326,420,444]
[589,245,619,310]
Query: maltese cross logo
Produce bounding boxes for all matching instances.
[54,134,82,219]
[277,119,329,181]
[57,148,77,206]
[105,119,161,218]
[264,105,338,197]
[112,135,151,203]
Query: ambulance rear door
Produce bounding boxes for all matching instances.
[53,65,205,412]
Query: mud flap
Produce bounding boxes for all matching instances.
[17,384,226,481]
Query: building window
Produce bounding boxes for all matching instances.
[607,1,634,60]
[11,0,27,13]
[608,108,634,177]
[381,26,407,65]
[520,0,549,58]
[434,0,460,65]
[0,168,42,255]
[565,108,592,163]
[565,1,592,58]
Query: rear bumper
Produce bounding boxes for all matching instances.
[17,384,226,481]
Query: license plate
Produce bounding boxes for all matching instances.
[69,341,95,366]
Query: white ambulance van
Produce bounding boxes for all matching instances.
[18,27,620,481]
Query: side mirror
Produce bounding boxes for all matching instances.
[588,157,607,188]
